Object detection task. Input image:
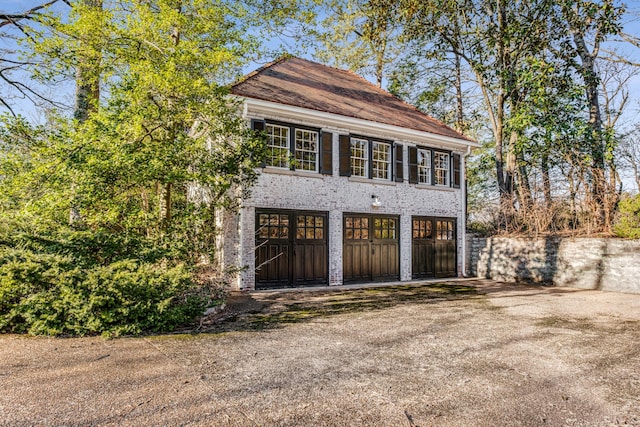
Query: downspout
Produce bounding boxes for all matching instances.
[461,145,472,277]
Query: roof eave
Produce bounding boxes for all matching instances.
[235,96,481,150]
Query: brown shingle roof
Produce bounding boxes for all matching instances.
[231,56,471,142]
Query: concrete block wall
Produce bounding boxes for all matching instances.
[467,235,640,294]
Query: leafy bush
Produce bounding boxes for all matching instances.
[0,247,209,336]
[614,194,640,239]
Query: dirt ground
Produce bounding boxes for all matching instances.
[1,279,639,427]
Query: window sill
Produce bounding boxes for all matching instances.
[261,167,324,179]
[416,183,458,191]
[348,176,396,186]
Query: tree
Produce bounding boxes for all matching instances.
[0,0,266,335]
[619,124,640,192]
[401,0,558,223]
[0,0,65,114]
[557,0,626,231]
[307,0,404,87]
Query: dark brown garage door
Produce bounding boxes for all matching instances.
[255,209,328,289]
[343,214,399,283]
[412,217,457,278]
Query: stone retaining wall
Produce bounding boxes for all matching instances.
[467,236,640,294]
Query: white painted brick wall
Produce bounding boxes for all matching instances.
[221,116,467,290]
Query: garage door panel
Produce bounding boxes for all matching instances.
[293,242,327,284]
[344,241,369,282]
[412,242,435,278]
[344,214,399,283]
[256,209,328,289]
[413,217,456,279]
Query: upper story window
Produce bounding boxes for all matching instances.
[266,124,290,168]
[294,129,319,172]
[433,151,450,186]
[417,148,431,185]
[372,141,391,180]
[340,135,396,181]
[409,146,461,189]
[350,137,369,177]
[252,120,333,174]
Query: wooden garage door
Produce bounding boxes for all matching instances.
[412,217,457,278]
[343,214,399,283]
[255,209,328,289]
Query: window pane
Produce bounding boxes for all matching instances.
[350,138,368,177]
[418,149,431,184]
[266,125,290,168]
[434,152,450,186]
[258,215,269,238]
[372,142,391,180]
[295,129,319,171]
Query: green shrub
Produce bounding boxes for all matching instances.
[614,194,640,239]
[0,247,208,336]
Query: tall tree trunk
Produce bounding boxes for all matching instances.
[74,0,102,123]
[572,30,607,229]
[541,152,552,208]
[454,53,465,133]
[517,160,533,209]
[70,0,102,225]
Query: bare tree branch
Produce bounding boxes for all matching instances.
[0,0,61,28]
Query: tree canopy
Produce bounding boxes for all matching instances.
[1,0,639,334]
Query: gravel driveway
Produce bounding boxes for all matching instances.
[1,279,639,426]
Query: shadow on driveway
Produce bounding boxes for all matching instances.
[196,279,583,334]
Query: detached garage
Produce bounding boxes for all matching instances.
[220,56,478,290]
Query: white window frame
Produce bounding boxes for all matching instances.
[371,141,392,180]
[294,128,319,172]
[417,148,431,184]
[434,151,450,186]
[265,123,319,171]
[265,124,290,169]
[350,137,369,177]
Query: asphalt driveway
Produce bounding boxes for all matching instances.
[1,279,639,426]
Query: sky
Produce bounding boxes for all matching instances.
[2,0,640,189]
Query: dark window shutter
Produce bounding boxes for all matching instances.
[251,120,266,167]
[408,146,418,184]
[321,132,333,175]
[251,119,265,132]
[452,153,461,188]
[395,144,404,183]
[339,135,351,176]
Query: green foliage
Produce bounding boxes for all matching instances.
[0,0,267,335]
[0,246,206,336]
[614,194,640,239]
